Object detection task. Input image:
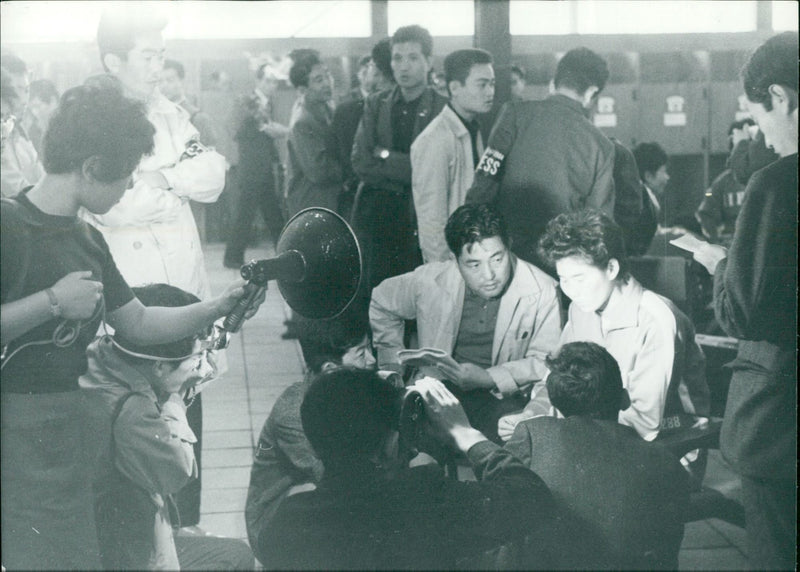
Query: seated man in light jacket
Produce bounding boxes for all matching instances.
[370,203,561,443]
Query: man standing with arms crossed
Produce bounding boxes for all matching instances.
[88,7,228,536]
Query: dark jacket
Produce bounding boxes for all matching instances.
[466,94,615,264]
[244,379,322,558]
[286,100,343,216]
[611,138,657,256]
[351,86,447,195]
[505,416,689,570]
[714,153,797,480]
[331,94,365,193]
[257,441,554,570]
[235,92,279,181]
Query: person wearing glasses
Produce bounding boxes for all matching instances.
[0,84,263,570]
[80,284,254,570]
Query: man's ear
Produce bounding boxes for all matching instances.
[82,156,103,182]
[582,86,600,109]
[102,53,122,75]
[769,83,798,114]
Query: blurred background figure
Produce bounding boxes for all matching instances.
[25,78,59,155]
[509,63,527,101]
[160,58,217,147]
[1,52,44,198]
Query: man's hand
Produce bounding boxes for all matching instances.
[435,361,495,392]
[415,377,487,453]
[259,121,290,139]
[497,412,531,442]
[51,271,104,320]
[215,280,267,321]
[693,243,727,275]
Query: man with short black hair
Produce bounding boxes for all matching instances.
[693,31,798,570]
[351,24,447,289]
[411,48,495,263]
[258,371,554,569]
[466,47,615,267]
[505,342,689,570]
[633,141,670,224]
[286,51,342,216]
[370,203,560,443]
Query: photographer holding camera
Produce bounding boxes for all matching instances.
[256,370,554,570]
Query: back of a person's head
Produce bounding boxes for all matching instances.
[742,31,799,110]
[391,25,433,58]
[554,47,609,94]
[97,7,167,70]
[113,284,201,361]
[297,308,371,373]
[43,84,154,181]
[371,37,394,83]
[163,58,186,80]
[537,209,629,279]
[510,64,526,81]
[289,51,323,89]
[29,79,59,104]
[632,142,668,180]
[0,52,28,76]
[444,48,493,93]
[301,368,402,473]
[445,203,510,257]
[546,342,624,420]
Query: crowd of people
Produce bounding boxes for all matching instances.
[0,5,796,570]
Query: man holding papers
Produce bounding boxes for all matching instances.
[370,204,561,442]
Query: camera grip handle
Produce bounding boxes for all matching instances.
[222,285,264,334]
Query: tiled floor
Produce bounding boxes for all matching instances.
[196,240,749,570]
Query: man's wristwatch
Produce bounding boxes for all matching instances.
[379,148,390,160]
[45,288,62,318]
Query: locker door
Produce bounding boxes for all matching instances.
[710,82,747,154]
[594,84,639,149]
[638,82,709,155]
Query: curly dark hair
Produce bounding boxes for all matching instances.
[537,210,629,280]
[445,203,510,258]
[546,341,624,420]
[43,84,154,181]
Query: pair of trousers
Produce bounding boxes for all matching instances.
[225,166,285,262]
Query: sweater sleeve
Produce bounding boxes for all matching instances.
[369,271,421,367]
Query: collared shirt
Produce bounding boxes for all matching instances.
[391,94,423,153]
[452,287,501,369]
[448,103,482,167]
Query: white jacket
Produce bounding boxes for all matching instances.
[411,105,484,263]
[84,91,226,300]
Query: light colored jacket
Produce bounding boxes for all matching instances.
[560,277,709,441]
[1,124,44,197]
[80,337,197,570]
[83,91,226,300]
[411,105,484,263]
[370,257,561,396]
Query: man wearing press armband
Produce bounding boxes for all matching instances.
[466,47,615,268]
[370,204,561,443]
[85,7,229,535]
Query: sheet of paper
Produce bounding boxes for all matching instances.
[669,233,709,255]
